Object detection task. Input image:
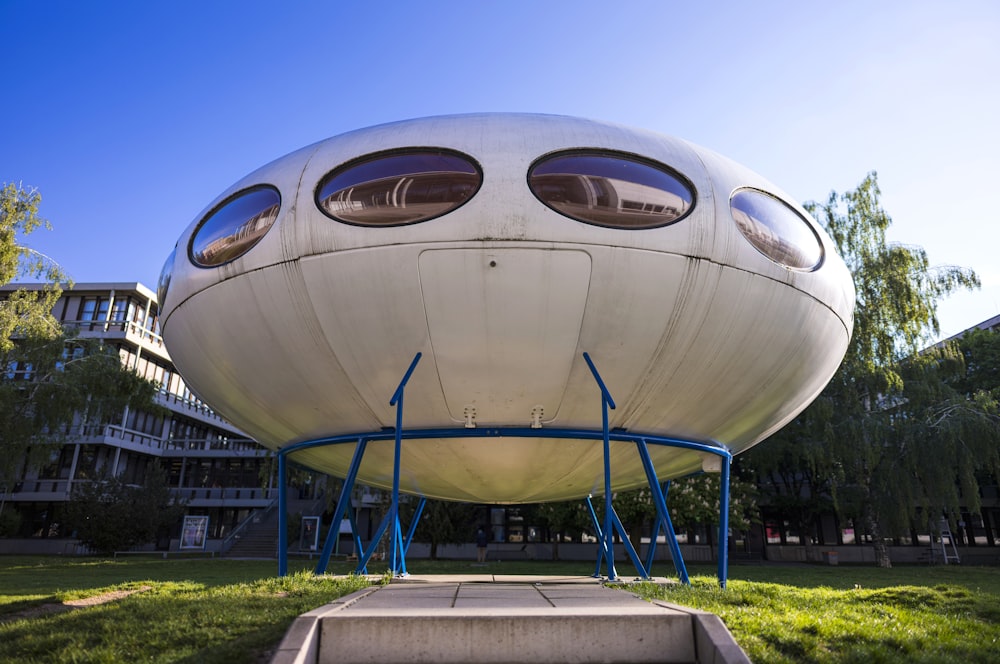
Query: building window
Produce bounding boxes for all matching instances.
[79,297,109,323]
[4,360,34,381]
[126,409,163,436]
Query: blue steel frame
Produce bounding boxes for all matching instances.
[276,353,733,587]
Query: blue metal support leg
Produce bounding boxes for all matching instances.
[391,507,407,576]
[356,507,393,574]
[635,438,689,584]
[583,352,619,581]
[277,452,288,577]
[387,353,421,577]
[585,495,607,578]
[403,496,426,555]
[718,453,732,589]
[315,439,369,574]
[645,517,661,574]
[347,504,364,572]
[656,481,689,584]
[274,384,732,586]
[610,509,649,578]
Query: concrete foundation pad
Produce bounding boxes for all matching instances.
[272,576,749,664]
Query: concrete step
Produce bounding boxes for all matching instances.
[272,576,749,664]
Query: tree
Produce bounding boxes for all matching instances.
[747,172,985,567]
[587,475,757,559]
[0,182,65,349]
[401,498,476,559]
[743,398,838,557]
[884,344,1000,540]
[0,182,161,508]
[64,463,186,554]
[531,500,592,560]
[953,327,1000,399]
[666,473,758,537]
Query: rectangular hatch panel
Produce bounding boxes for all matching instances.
[418,248,592,425]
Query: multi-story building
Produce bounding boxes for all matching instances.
[1,282,281,551]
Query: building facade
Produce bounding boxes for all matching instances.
[1,282,280,550]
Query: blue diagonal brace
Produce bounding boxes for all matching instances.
[347,505,364,573]
[356,504,394,574]
[636,440,689,584]
[585,495,611,579]
[611,508,650,578]
[314,439,369,575]
[644,490,665,573]
[403,496,426,555]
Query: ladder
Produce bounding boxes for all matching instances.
[939,519,961,564]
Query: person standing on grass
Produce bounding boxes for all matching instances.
[476,527,488,563]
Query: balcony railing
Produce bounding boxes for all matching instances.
[7,478,276,504]
[62,424,265,457]
[156,389,229,423]
[64,319,166,352]
[170,486,277,503]
[163,436,264,454]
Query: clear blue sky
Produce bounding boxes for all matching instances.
[2,0,998,342]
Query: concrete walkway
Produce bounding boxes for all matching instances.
[272,575,749,664]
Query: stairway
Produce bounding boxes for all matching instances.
[225,496,327,559]
[225,510,280,558]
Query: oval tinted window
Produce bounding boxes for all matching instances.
[730,189,823,270]
[529,152,693,229]
[189,186,280,267]
[317,150,481,226]
[157,246,176,307]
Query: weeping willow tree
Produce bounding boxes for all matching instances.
[746,172,995,568]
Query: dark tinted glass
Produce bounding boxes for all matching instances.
[529,152,693,229]
[731,189,823,270]
[189,186,280,267]
[317,151,481,225]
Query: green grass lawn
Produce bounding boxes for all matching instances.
[1,555,998,662]
[632,562,1000,663]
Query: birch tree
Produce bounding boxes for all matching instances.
[747,172,986,567]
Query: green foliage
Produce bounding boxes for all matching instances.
[954,326,1000,400]
[667,473,759,533]
[0,182,162,490]
[531,500,591,540]
[598,474,758,547]
[0,507,21,536]
[64,464,186,554]
[0,182,67,352]
[810,172,979,396]
[0,336,163,485]
[746,172,995,566]
[401,498,476,558]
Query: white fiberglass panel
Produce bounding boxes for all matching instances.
[419,249,591,425]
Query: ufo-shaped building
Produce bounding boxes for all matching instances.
[158,113,853,508]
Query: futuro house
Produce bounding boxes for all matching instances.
[158,113,854,506]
